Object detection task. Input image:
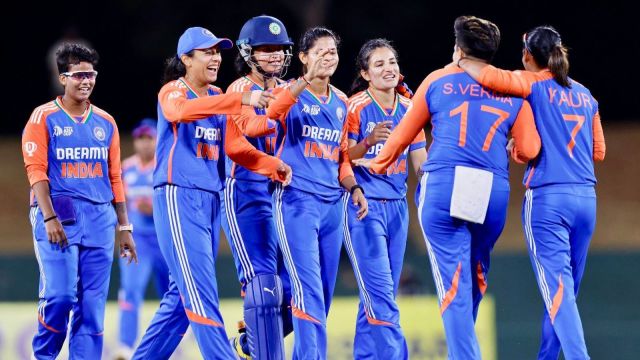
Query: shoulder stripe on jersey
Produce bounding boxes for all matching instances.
[348,94,371,114]
[122,154,139,170]
[92,105,116,123]
[229,78,252,93]
[347,92,368,107]
[330,85,349,102]
[30,103,57,124]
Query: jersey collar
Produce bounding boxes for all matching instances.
[366,89,398,117]
[305,86,333,105]
[54,97,93,124]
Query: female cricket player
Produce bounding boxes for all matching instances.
[344,38,427,360]
[22,42,138,359]
[223,15,332,360]
[131,26,281,360]
[356,16,541,359]
[270,26,368,359]
[457,23,606,360]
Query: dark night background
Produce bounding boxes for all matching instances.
[1,1,639,358]
[2,0,637,133]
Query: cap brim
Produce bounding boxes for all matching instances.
[195,38,234,51]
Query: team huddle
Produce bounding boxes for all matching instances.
[21,13,604,360]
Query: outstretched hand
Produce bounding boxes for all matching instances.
[352,158,373,168]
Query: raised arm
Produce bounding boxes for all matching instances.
[369,78,432,174]
[457,60,537,98]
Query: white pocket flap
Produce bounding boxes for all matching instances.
[450,166,493,224]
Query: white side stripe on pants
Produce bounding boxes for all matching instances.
[30,207,46,299]
[416,173,447,303]
[273,184,305,312]
[524,189,552,311]
[224,178,256,282]
[341,193,377,319]
[165,185,207,317]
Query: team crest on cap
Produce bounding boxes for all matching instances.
[269,22,281,35]
[202,29,214,37]
[94,126,106,141]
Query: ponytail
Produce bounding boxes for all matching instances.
[548,45,570,88]
[349,76,369,96]
[162,54,189,84]
[524,26,571,88]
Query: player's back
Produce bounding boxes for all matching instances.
[525,76,599,188]
[424,67,525,179]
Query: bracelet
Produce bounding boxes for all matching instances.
[363,137,371,148]
[350,184,365,196]
[300,76,311,86]
[44,215,58,223]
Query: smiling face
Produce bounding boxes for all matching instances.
[59,61,96,102]
[182,46,222,85]
[252,45,286,75]
[361,46,400,91]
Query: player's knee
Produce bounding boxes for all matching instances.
[46,293,76,312]
[244,274,283,308]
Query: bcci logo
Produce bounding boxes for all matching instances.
[336,107,345,122]
[366,122,376,134]
[24,142,37,157]
[269,22,281,35]
[93,126,106,141]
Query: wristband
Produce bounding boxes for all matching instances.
[44,215,58,223]
[350,184,364,196]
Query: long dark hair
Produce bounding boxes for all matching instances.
[56,43,99,73]
[523,26,571,88]
[454,16,501,63]
[234,52,252,76]
[162,52,193,84]
[349,39,398,96]
[298,27,341,74]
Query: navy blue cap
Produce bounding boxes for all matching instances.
[177,27,233,57]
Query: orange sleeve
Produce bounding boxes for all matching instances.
[108,122,125,202]
[266,87,297,121]
[592,110,605,161]
[338,115,355,182]
[411,129,427,145]
[510,100,541,163]
[370,76,433,174]
[230,106,276,137]
[22,110,50,185]
[158,83,243,123]
[478,66,537,98]
[346,107,361,140]
[224,117,284,182]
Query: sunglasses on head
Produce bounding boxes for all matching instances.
[61,70,98,80]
